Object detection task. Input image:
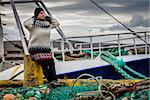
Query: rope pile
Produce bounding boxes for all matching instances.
[0,75,149,99]
[116,79,150,99]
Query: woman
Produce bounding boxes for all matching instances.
[24,8,59,83]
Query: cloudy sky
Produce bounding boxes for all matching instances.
[0,0,149,41]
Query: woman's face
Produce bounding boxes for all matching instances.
[36,11,45,20]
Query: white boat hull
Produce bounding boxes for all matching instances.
[0,54,149,80]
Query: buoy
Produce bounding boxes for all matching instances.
[3,94,16,100]
[29,97,38,100]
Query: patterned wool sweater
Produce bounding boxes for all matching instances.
[24,17,59,54]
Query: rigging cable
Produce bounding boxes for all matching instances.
[90,0,149,46]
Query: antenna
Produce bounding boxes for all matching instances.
[90,0,149,46]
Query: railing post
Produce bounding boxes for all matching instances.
[90,37,93,59]
[133,38,137,55]
[61,38,65,61]
[117,34,121,56]
[99,42,101,53]
[144,33,147,54]
[148,35,150,54]
[149,45,150,55]
[79,44,82,54]
[147,36,150,54]
[149,45,150,54]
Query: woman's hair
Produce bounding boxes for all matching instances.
[33,8,44,25]
[34,7,44,18]
[33,7,52,25]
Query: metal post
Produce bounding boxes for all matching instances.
[149,46,150,55]
[144,33,147,54]
[90,37,93,59]
[99,42,101,53]
[118,34,121,56]
[10,0,29,55]
[61,38,65,61]
[79,44,82,54]
[0,8,4,61]
[133,38,137,55]
[148,35,150,54]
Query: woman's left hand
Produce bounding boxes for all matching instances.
[51,17,60,29]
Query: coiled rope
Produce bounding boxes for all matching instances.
[100,51,147,79]
[71,73,116,100]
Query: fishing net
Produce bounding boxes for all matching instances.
[0,84,49,100]
[0,79,149,100]
[46,85,98,100]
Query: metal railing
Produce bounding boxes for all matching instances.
[50,31,150,61]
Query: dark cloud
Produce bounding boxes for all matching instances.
[142,19,150,27]
[130,15,150,27]
[103,15,150,31]
[46,0,149,15]
[93,0,149,14]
